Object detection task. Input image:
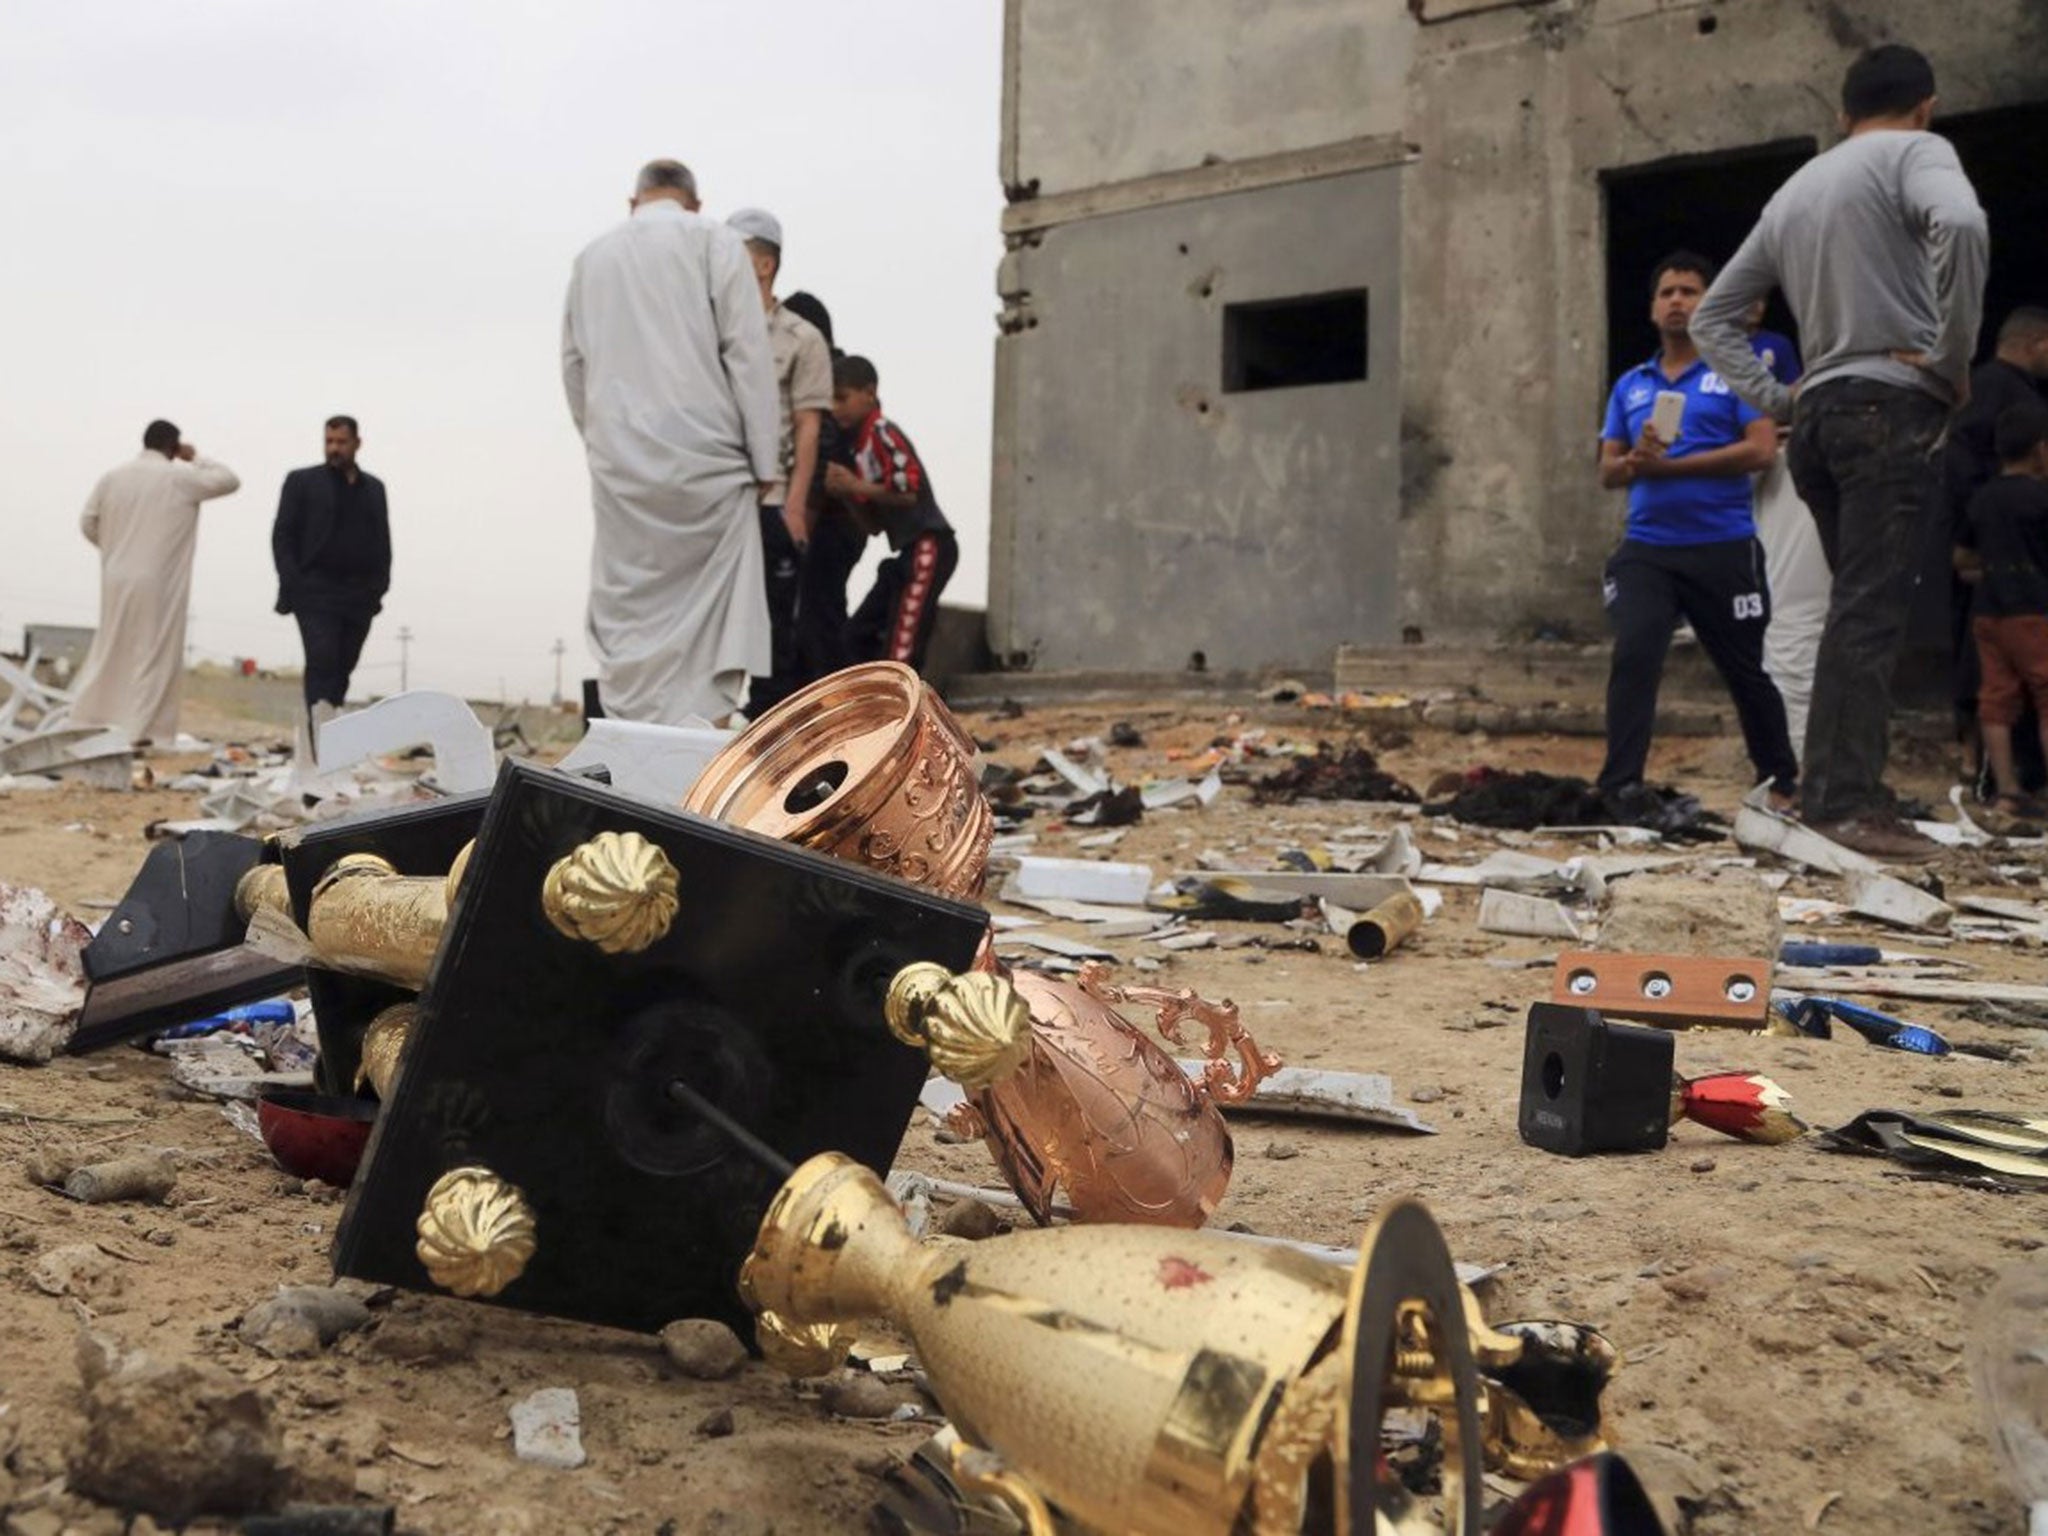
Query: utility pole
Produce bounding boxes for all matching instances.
[397,626,413,692]
[551,638,566,707]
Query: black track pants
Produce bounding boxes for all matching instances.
[1598,536,1799,796]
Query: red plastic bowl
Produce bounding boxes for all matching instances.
[255,1086,378,1187]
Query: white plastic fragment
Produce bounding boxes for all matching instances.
[510,1387,586,1470]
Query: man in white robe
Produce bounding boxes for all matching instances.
[561,159,778,725]
[68,420,240,746]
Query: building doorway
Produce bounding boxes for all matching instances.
[1941,100,2048,362]
[1599,138,1816,387]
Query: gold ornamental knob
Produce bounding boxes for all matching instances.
[885,963,1032,1092]
[415,1166,537,1298]
[541,831,680,955]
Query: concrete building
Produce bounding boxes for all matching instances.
[987,0,2048,676]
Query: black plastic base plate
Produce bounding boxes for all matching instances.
[333,761,986,1338]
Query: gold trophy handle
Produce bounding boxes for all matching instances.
[886,962,1033,1092]
[1078,962,1281,1105]
[1338,1201,1487,1536]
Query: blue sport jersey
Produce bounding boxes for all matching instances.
[1601,356,1767,546]
[1750,328,1803,387]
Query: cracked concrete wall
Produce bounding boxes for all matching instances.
[993,0,2048,670]
[1005,0,1411,196]
[1398,0,2048,641]
[993,171,1403,672]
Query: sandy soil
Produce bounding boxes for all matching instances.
[0,684,2041,1534]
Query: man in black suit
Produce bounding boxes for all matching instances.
[272,415,391,713]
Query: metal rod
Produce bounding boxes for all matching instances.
[663,1078,796,1180]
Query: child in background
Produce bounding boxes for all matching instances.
[1962,401,2048,817]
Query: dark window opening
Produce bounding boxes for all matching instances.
[1600,137,1817,389]
[1939,100,2048,366]
[1221,290,1368,393]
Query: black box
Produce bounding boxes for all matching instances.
[1518,1003,1674,1156]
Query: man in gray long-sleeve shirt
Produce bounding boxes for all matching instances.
[1693,44,1989,862]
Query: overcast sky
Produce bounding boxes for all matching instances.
[0,1,1003,705]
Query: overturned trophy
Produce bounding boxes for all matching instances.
[688,663,1281,1229]
[740,1151,1608,1535]
[952,953,1279,1227]
[326,762,1023,1337]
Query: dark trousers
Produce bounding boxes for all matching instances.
[849,532,958,674]
[1787,379,1949,819]
[794,511,866,685]
[746,505,803,718]
[296,606,375,709]
[1599,537,1799,795]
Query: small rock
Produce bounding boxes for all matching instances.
[1262,1141,1302,1161]
[5,1509,66,1536]
[935,1199,1006,1241]
[23,1147,81,1188]
[70,1353,285,1521]
[696,1407,736,1438]
[819,1373,899,1420]
[1938,1084,1966,1099]
[1409,1086,1445,1105]
[31,1243,120,1300]
[1690,1158,1717,1175]
[1830,1320,1877,1350]
[1660,1265,1733,1304]
[660,1319,748,1381]
[240,1287,371,1360]
[510,1387,585,1470]
[76,1326,125,1387]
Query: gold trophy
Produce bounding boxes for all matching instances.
[740,1152,1548,1535]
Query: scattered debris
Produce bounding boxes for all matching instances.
[1427,769,1718,839]
[240,1286,373,1358]
[1008,855,1153,906]
[1189,1064,1435,1133]
[1251,744,1417,805]
[1775,996,1952,1056]
[1819,1109,2048,1188]
[1844,870,1954,933]
[510,1387,587,1469]
[1733,804,1879,875]
[63,1150,178,1204]
[72,1346,287,1521]
[0,879,92,1063]
[1343,890,1425,959]
[1477,889,1584,941]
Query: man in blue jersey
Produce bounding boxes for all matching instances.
[1598,252,1798,808]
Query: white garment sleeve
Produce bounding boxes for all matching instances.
[176,458,241,500]
[80,473,108,545]
[1692,227,1793,422]
[708,233,781,483]
[1902,137,1990,397]
[561,266,588,437]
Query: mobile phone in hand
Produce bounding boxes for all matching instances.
[1649,391,1686,443]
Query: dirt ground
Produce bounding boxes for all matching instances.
[1,682,2043,1535]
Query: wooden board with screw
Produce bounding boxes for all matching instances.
[1550,950,1773,1028]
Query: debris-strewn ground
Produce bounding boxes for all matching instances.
[0,682,2040,1534]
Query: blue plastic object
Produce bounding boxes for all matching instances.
[1774,994,1950,1056]
[1779,942,1883,968]
[159,999,299,1041]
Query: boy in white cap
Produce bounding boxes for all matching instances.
[729,206,833,714]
